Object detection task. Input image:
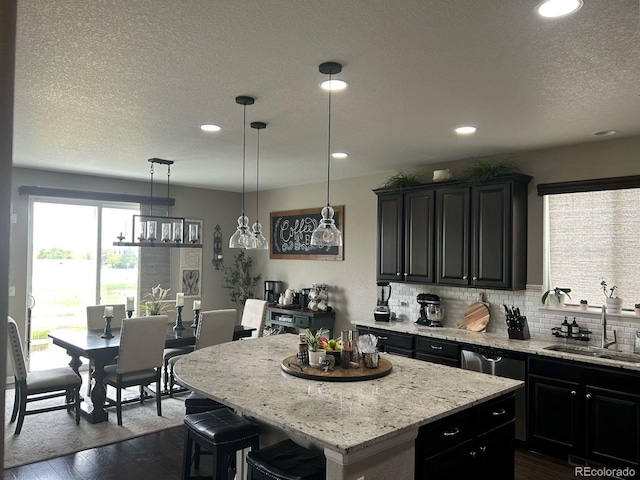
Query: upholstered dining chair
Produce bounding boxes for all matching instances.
[7,317,82,434]
[241,299,268,338]
[103,315,167,426]
[162,305,193,393]
[168,309,237,394]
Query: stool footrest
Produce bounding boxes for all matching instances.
[247,439,326,480]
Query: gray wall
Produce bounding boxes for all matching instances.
[9,167,241,343]
[249,135,640,333]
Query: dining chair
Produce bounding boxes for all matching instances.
[6,317,82,435]
[103,315,167,426]
[241,299,268,338]
[162,306,193,393]
[168,309,237,394]
[85,304,126,396]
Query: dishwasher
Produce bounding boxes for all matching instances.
[461,345,527,442]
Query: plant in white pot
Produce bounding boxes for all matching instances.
[579,299,588,311]
[541,287,571,307]
[634,303,640,316]
[600,279,622,313]
[305,328,329,367]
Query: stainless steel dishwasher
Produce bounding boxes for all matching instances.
[461,346,527,442]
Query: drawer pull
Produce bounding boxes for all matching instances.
[442,427,459,437]
[430,345,443,350]
[492,408,506,417]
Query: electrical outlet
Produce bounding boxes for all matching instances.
[10,213,17,224]
[8,286,15,297]
[400,301,408,306]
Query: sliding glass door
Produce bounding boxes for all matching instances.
[28,199,139,371]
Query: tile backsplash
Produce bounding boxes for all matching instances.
[387,283,640,352]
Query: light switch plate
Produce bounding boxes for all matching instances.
[8,286,15,297]
[10,213,17,224]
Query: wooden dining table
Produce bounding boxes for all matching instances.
[49,324,255,424]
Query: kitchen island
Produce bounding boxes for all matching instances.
[174,334,523,480]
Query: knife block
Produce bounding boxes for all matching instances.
[507,316,530,340]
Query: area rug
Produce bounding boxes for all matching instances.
[4,385,186,469]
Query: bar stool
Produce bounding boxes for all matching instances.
[185,392,225,415]
[182,408,260,480]
[246,439,326,480]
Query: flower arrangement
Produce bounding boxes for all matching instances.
[304,328,329,352]
[142,284,171,315]
[600,279,618,298]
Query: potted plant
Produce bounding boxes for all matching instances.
[541,287,571,307]
[142,284,171,315]
[223,250,262,310]
[579,299,588,311]
[635,303,640,316]
[600,279,622,313]
[305,328,329,366]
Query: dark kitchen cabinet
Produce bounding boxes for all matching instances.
[414,337,460,367]
[376,188,435,283]
[436,175,531,290]
[529,357,640,477]
[416,393,516,480]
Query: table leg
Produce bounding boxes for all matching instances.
[83,355,114,423]
[66,352,83,404]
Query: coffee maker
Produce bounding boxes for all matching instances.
[264,280,283,306]
[374,282,392,322]
[416,293,444,327]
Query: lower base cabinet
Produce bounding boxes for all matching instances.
[529,357,640,478]
[416,394,515,480]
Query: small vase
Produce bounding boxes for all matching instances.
[579,303,588,311]
[634,308,640,317]
[308,350,326,367]
[606,297,623,314]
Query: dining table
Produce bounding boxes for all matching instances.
[48,323,255,424]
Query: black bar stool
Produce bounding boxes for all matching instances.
[182,408,260,480]
[246,439,326,480]
[185,391,225,415]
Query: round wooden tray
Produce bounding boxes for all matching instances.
[281,354,392,381]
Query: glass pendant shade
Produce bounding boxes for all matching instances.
[229,214,252,249]
[310,205,343,247]
[311,62,344,248]
[251,220,269,250]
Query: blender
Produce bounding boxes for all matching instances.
[374,282,392,322]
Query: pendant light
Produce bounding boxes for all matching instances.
[229,95,255,249]
[310,62,343,247]
[249,121,269,250]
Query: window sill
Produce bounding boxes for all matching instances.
[539,305,640,321]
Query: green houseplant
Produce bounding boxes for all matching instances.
[541,287,571,307]
[305,328,329,367]
[142,284,171,315]
[600,278,622,313]
[223,250,262,309]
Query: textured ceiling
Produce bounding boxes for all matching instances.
[13,0,640,192]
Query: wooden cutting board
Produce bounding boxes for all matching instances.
[457,301,490,332]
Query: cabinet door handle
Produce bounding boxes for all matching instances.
[492,408,506,416]
[585,393,592,399]
[403,273,408,277]
[479,446,487,453]
[571,390,577,396]
[462,275,468,280]
[472,276,477,281]
[430,345,443,350]
[396,272,401,276]
[442,427,459,437]
[469,450,477,458]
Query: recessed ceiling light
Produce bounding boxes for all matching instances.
[332,152,349,159]
[536,0,583,18]
[455,126,477,135]
[321,79,348,91]
[593,130,618,137]
[200,124,221,132]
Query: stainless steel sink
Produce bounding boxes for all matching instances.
[543,344,640,363]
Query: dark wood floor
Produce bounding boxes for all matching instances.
[4,428,604,480]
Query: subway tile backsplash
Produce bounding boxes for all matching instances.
[387,283,640,352]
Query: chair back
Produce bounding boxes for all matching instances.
[116,315,167,374]
[86,304,126,330]
[241,299,267,338]
[7,317,27,382]
[196,309,237,350]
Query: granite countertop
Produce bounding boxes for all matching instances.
[355,319,640,372]
[174,334,522,455]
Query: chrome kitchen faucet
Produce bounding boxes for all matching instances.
[600,304,617,349]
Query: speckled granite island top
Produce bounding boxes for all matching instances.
[355,319,640,371]
[174,334,522,456]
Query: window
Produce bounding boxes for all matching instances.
[545,188,640,310]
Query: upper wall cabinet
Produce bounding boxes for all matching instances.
[375,174,531,290]
[376,188,435,283]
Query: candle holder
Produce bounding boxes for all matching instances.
[126,310,134,318]
[174,306,185,331]
[191,309,201,329]
[101,316,114,339]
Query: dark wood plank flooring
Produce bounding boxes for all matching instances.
[5,428,604,480]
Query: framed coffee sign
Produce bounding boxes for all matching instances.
[270,206,344,260]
